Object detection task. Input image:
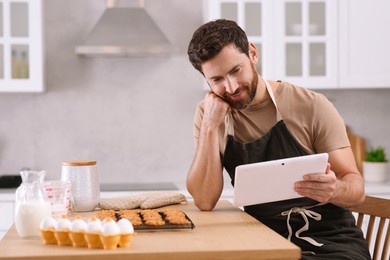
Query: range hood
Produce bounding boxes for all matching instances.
[75,1,173,57]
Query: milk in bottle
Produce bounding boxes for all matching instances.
[14,170,51,238]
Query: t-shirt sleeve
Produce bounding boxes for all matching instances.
[312,94,350,153]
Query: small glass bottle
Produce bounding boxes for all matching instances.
[11,50,19,79]
[61,161,100,212]
[19,50,29,79]
[14,170,52,238]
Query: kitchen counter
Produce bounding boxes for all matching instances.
[364,181,390,198]
[0,200,300,260]
[1,180,389,201]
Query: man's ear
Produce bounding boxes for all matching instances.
[248,42,258,63]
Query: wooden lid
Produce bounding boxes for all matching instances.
[62,160,96,166]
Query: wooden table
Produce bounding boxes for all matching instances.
[0,200,300,260]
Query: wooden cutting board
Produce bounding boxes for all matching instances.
[347,127,366,174]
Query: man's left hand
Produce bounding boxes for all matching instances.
[294,163,338,203]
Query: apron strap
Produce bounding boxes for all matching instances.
[263,78,283,121]
[226,77,282,136]
[281,202,326,248]
[225,111,234,137]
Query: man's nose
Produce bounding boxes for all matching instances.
[224,77,238,94]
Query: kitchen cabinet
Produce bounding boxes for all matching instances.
[0,0,44,92]
[207,0,338,89]
[339,0,390,88]
[0,201,14,240]
[273,0,338,88]
[207,0,390,89]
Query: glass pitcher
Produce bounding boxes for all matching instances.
[14,170,52,238]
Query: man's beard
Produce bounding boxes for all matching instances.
[222,67,258,110]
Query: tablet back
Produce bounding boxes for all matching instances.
[233,153,329,207]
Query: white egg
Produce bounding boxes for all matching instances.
[86,220,102,233]
[102,221,120,235]
[39,217,57,230]
[101,217,116,225]
[71,218,87,232]
[56,218,71,231]
[88,217,102,225]
[117,218,134,234]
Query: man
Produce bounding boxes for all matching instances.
[186,19,371,259]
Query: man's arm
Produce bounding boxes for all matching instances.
[186,92,230,211]
[294,147,365,208]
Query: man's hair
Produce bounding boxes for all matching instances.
[187,19,249,74]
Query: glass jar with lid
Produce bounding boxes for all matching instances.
[61,161,100,212]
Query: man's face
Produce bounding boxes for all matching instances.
[202,44,258,110]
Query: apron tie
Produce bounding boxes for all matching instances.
[281,203,325,248]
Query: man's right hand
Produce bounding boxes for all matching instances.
[202,91,231,131]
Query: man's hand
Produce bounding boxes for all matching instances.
[294,163,338,203]
[202,91,231,131]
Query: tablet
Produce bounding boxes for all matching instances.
[233,153,329,207]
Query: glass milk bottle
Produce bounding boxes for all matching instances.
[14,170,52,238]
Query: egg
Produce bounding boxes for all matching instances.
[102,221,120,235]
[117,218,134,234]
[102,217,116,225]
[86,219,102,233]
[39,217,57,230]
[70,216,87,232]
[88,216,102,224]
[56,217,71,231]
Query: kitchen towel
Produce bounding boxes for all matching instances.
[98,192,187,210]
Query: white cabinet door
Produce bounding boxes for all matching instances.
[339,0,390,88]
[0,202,14,240]
[273,0,338,89]
[0,0,44,92]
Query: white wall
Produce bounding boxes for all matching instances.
[0,0,389,184]
[0,0,205,184]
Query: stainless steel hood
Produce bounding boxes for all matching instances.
[75,1,173,57]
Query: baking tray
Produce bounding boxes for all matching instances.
[115,211,195,231]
